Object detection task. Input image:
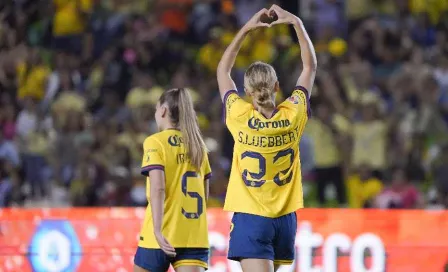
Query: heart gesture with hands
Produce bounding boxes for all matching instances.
[268,4,298,26]
[244,5,299,31]
[217,2,316,125]
[244,8,272,31]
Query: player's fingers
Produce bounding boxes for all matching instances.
[163,237,173,245]
[269,5,285,16]
[255,8,268,20]
[257,8,268,15]
[257,23,271,28]
[162,238,176,253]
[165,250,177,257]
[163,249,176,257]
[269,19,289,26]
[269,4,279,12]
[161,244,176,257]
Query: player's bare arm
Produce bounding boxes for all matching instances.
[149,169,176,257]
[269,5,317,96]
[217,8,271,99]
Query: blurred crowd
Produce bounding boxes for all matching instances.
[0,0,447,210]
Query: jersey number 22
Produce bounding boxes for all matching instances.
[241,148,295,187]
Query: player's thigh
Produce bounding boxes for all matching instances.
[240,258,274,272]
[273,212,297,267]
[172,248,209,272]
[174,266,205,272]
[273,264,297,272]
[133,264,149,272]
[274,264,292,272]
[228,213,275,261]
[274,264,280,272]
[134,247,170,272]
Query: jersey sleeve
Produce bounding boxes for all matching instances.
[281,86,311,118]
[202,155,212,180]
[141,137,165,176]
[222,90,252,124]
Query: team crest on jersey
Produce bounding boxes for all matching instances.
[288,95,299,104]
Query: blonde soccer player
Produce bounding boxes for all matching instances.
[217,5,317,272]
[134,88,212,272]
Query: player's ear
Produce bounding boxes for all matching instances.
[245,87,253,97]
[160,104,168,118]
[274,81,280,93]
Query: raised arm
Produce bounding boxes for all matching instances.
[217,9,271,99]
[270,5,317,96]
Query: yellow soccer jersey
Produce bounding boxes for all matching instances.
[223,87,310,218]
[139,129,212,249]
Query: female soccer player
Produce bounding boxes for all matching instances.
[134,88,212,272]
[217,5,317,272]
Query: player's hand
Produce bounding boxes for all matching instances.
[243,8,272,31]
[268,4,298,26]
[154,232,176,257]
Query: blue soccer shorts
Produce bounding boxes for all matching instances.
[227,212,297,266]
[134,247,209,272]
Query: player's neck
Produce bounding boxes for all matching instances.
[161,123,179,131]
[257,106,276,119]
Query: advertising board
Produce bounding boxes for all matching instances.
[0,208,447,271]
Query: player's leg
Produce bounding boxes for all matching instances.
[174,266,205,272]
[133,265,149,272]
[172,248,208,272]
[227,213,276,272]
[274,264,280,272]
[134,247,170,272]
[241,258,274,272]
[274,262,292,272]
[273,212,297,272]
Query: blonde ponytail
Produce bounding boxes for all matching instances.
[177,88,206,170]
[254,87,275,108]
[244,61,278,109]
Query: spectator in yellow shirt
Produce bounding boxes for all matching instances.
[198,28,225,74]
[410,0,448,25]
[305,102,350,206]
[52,0,93,54]
[265,23,291,43]
[116,121,146,164]
[351,98,388,177]
[249,29,276,64]
[16,49,51,102]
[52,83,87,129]
[347,164,383,208]
[220,16,251,69]
[23,125,50,199]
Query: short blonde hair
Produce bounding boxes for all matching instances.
[244,61,278,108]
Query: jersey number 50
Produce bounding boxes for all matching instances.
[181,171,203,219]
[241,148,294,187]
